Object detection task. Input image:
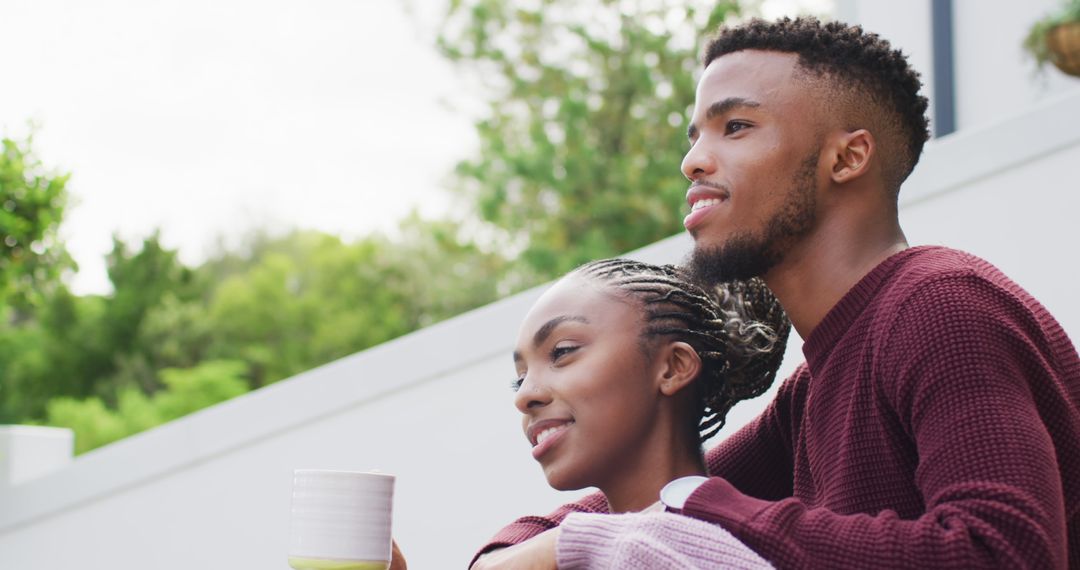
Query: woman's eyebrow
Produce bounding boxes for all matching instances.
[512,315,590,364]
[533,315,589,347]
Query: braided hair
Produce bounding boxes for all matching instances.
[574,258,790,441]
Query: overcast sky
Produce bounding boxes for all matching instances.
[2,0,830,295]
[2,0,474,294]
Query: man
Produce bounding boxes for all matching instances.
[470,17,1080,569]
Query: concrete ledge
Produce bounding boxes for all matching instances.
[0,426,73,487]
[903,88,1080,207]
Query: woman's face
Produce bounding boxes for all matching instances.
[512,275,668,491]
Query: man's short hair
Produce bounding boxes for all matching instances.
[704,17,931,195]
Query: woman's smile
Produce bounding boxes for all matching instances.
[529,420,574,459]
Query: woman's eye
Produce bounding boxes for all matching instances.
[510,376,524,391]
[551,345,579,361]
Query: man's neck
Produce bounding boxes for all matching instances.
[765,218,908,341]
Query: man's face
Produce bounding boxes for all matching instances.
[681,50,823,284]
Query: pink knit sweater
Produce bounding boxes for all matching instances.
[557,512,772,569]
[477,247,1080,568]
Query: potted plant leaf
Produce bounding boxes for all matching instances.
[1024,0,1080,76]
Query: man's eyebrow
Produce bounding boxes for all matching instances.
[687,97,762,139]
[512,315,590,364]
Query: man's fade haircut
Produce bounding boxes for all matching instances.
[704,17,930,195]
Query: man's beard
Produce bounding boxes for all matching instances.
[686,153,818,287]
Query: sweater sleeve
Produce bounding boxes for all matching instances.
[470,492,609,567]
[704,367,803,501]
[556,511,773,569]
[681,274,1071,569]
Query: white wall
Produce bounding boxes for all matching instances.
[839,0,1080,133]
[951,0,1080,131]
[1,85,1078,569]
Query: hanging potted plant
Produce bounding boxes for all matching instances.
[1024,0,1080,76]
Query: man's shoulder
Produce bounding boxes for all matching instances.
[888,245,1000,283]
[876,246,1021,307]
[773,363,813,410]
[875,246,1068,349]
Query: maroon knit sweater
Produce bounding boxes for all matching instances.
[477,247,1080,568]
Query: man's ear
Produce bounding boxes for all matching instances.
[829,129,874,184]
[658,341,702,397]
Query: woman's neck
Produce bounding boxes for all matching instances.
[600,448,706,513]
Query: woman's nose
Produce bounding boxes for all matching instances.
[514,374,552,414]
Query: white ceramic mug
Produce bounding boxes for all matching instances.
[288,469,396,570]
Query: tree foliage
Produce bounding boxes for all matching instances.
[0,233,206,422]
[0,133,71,309]
[438,0,739,278]
[203,218,507,388]
[1,213,507,451]
[43,360,250,454]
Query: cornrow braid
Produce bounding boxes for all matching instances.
[575,258,790,441]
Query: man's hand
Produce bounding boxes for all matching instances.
[471,528,559,570]
[390,539,407,570]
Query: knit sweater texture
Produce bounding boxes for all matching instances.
[557,512,773,569]
[477,247,1080,569]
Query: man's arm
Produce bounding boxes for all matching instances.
[703,366,803,501]
[470,492,609,567]
[681,275,1074,569]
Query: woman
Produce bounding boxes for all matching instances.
[506,258,788,568]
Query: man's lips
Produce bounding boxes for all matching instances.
[684,184,730,230]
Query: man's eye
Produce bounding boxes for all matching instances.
[725,121,749,135]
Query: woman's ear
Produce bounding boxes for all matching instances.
[829,129,874,184]
[658,341,702,397]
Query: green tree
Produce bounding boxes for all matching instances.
[0,133,71,310]
[43,359,249,454]
[0,233,206,422]
[102,232,207,396]
[0,133,76,421]
[0,287,109,421]
[5,217,509,451]
[205,218,507,387]
[438,0,739,280]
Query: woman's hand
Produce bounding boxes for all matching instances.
[641,500,665,513]
[471,528,559,570]
[390,539,407,570]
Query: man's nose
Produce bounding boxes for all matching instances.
[514,373,552,413]
[681,140,716,181]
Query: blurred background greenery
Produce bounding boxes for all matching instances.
[1,0,748,454]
